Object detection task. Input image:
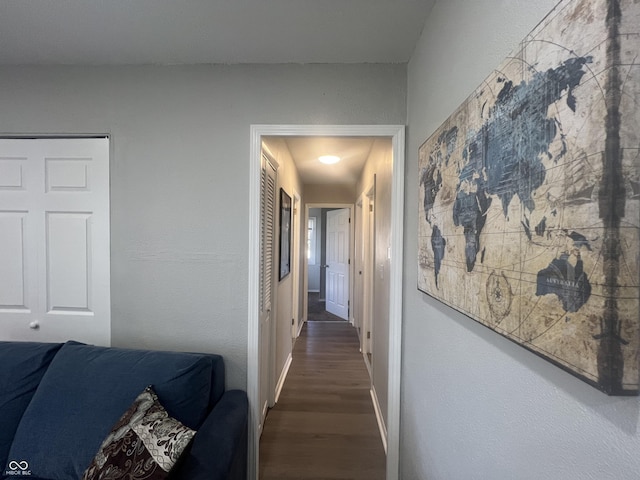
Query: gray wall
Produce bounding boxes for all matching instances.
[403,1,640,479]
[0,63,406,390]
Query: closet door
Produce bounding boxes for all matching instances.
[0,138,111,345]
[259,152,277,434]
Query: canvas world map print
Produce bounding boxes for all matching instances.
[417,0,639,395]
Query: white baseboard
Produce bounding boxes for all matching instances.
[259,399,268,435]
[274,353,293,404]
[297,320,305,337]
[307,289,320,293]
[370,386,388,454]
[363,351,372,379]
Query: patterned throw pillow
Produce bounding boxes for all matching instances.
[82,386,196,480]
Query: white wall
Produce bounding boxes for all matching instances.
[403,1,640,479]
[0,63,406,390]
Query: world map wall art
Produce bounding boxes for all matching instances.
[418,0,639,395]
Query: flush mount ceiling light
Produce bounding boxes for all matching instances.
[318,155,341,165]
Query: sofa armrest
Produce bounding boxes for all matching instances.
[174,390,248,480]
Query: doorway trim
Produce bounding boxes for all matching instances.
[291,190,302,338]
[303,203,354,325]
[248,124,405,480]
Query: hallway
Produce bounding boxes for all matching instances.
[259,321,386,479]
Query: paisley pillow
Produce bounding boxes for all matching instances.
[82,386,196,480]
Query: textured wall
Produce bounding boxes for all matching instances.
[0,63,406,390]
[403,1,640,479]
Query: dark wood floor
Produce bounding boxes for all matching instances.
[259,321,386,480]
[307,292,346,321]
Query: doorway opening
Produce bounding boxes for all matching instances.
[248,125,405,480]
[306,205,352,323]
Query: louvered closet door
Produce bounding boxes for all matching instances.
[0,138,111,345]
[259,153,277,433]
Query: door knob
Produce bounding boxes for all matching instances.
[29,320,40,330]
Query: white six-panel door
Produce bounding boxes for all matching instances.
[0,138,110,345]
[325,208,350,320]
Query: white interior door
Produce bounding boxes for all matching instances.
[0,138,110,345]
[259,153,277,434]
[325,208,350,320]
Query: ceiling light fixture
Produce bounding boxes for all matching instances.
[318,155,341,165]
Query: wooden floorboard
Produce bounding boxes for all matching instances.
[259,321,386,480]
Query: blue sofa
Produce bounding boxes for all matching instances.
[0,341,248,480]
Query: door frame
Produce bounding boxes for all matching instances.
[360,181,376,370]
[354,198,364,338]
[291,190,301,338]
[303,203,354,325]
[248,124,405,480]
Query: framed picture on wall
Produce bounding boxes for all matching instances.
[279,188,292,280]
[416,0,640,395]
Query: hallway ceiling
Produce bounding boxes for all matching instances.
[0,0,435,65]
[284,136,377,185]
